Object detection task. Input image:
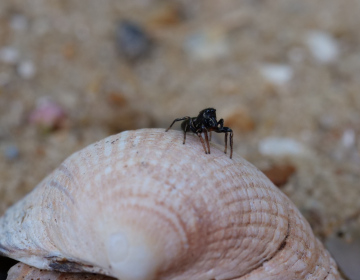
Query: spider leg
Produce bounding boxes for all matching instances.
[197,132,208,154]
[203,129,211,154]
[230,130,233,159]
[209,131,212,141]
[224,132,228,154]
[214,126,233,159]
[165,116,190,132]
[183,123,188,144]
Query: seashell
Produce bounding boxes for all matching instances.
[0,129,342,280]
[6,262,114,280]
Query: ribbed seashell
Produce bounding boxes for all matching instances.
[6,262,114,280]
[0,129,341,280]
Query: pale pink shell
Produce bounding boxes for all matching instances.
[0,129,341,280]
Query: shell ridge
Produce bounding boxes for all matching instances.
[305,239,336,279]
[41,178,62,261]
[283,206,321,279]
[48,180,75,205]
[238,180,290,278]
[114,197,189,247]
[199,157,290,280]
[230,205,290,280]
[245,203,330,280]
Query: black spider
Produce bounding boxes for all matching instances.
[165,108,233,159]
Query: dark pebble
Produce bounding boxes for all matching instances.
[4,145,19,160]
[116,20,152,61]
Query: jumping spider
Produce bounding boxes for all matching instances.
[165,108,233,159]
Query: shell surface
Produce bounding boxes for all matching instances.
[0,129,341,280]
[7,262,114,280]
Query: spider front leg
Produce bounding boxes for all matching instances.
[224,129,233,159]
[216,126,233,159]
[230,130,233,159]
[165,116,190,132]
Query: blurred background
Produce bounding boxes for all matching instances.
[0,0,359,279]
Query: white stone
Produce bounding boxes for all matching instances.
[0,47,19,64]
[259,137,309,157]
[341,129,356,149]
[259,64,293,86]
[305,31,339,63]
[10,14,28,31]
[185,30,229,61]
[17,61,36,80]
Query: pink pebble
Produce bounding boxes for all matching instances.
[29,98,66,130]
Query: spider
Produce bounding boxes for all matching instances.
[165,108,233,159]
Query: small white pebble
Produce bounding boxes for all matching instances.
[10,14,28,31]
[185,30,229,61]
[17,61,36,80]
[0,47,19,64]
[305,31,339,63]
[259,64,293,86]
[341,129,356,149]
[259,137,309,157]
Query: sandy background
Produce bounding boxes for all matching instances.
[0,0,359,279]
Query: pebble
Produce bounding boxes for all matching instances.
[259,137,309,157]
[0,47,19,64]
[262,164,296,188]
[17,61,36,80]
[148,3,182,27]
[108,92,128,107]
[10,14,28,31]
[341,129,356,149]
[223,110,255,132]
[305,31,339,63]
[4,145,19,160]
[116,20,152,61]
[259,64,293,86]
[29,98,66,130]
[185,30,229,61]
